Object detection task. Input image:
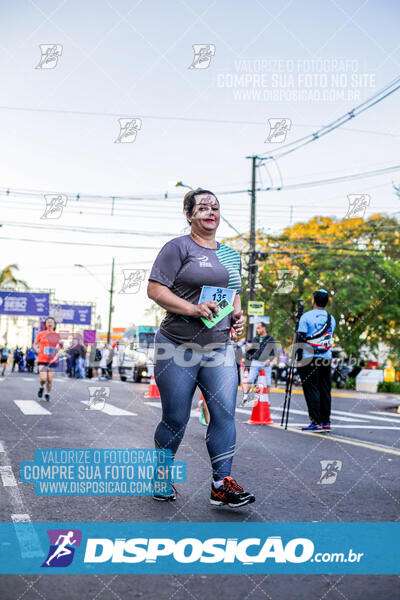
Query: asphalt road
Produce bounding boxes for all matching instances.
[0,371,399,599]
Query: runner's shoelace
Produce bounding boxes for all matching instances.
[172,483,182,497]
[223,477,243,493]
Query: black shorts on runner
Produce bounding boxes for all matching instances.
[38,361,59,371]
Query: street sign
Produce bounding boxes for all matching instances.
[249,315,270,325]
[248,301,264,316]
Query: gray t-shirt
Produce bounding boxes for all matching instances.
[148,235,242,348]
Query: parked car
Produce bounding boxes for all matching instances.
[272,361,289,386]
[118,344,151,383]
[330,347,362,388]
[118,344,155,383]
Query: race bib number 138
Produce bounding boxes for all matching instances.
[199,286,236,305]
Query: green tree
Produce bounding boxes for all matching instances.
[226,214,400,358]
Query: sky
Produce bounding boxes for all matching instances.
[0,0,399,333]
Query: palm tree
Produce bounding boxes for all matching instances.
[0,264,28,289]
[144,304,165,326]
[0,265,29,346]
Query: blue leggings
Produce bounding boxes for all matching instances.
[153,329,238,479]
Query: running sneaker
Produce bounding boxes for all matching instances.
[320,422,331,430]
[240,389,255,407]
[301,422,322,431]
[38,387,44,399]
[210,476,255,508]
[152,483,179,502]
[44,393,50,402]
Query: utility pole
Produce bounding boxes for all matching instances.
[246,155,258,340]
[107,258,115,344]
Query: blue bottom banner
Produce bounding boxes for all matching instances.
[0,522,398,574]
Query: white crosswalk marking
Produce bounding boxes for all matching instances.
[365,411,400,423]
[0,442,43,557]
[144,401,204,418]
[321,425,400,430]
[11,514,43,558]
[14,400,51,415]
[268,406,365,422]
[369,410,400,418]
[329,408,400,423]
[0,465,17,486]
[236,408,400,429]
[81,401,137,416]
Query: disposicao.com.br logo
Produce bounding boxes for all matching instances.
[42,529,82,568]
[2,521,393,574]
[82,535,363,566]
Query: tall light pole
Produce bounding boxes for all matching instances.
[74,259,115,343]
[175,181,193,191]
[246,155,258,339]
[107,258,115,344]
[248,156,257,303]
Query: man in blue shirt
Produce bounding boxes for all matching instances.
[26,347,36,373]
[296,289,336,431]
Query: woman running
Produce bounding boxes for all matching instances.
[33,317,63,401]
[147,188,255,508]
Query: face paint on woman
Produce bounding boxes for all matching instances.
[190,194,220,230]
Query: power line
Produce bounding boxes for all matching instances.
[261,164,400,191]
[258,75,400,161]
[0,185,252,204]
[0,221,177,238]
[0,235,160,250]
[0,104,399,138]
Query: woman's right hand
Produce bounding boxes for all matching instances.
[190,301,219,320]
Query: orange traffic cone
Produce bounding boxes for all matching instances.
[240,367,249,391]
[238,360,245,390]
[195,391,205,411]
[144,374,160,399]
[245,369,274,425]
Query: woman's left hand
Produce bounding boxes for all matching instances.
[231,309,245,337]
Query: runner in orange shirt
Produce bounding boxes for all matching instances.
[33,317,63,401]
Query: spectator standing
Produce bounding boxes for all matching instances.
[0,346,10,376]
[106,344,114,379]
[99,344,109,380]
[12,347,22,372]
[26,347,36,372]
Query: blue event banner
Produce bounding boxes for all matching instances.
[50,304,92,325]
[0,522,398,574]
[0,291,49,316]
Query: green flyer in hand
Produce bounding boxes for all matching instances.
[200,297,234,329]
